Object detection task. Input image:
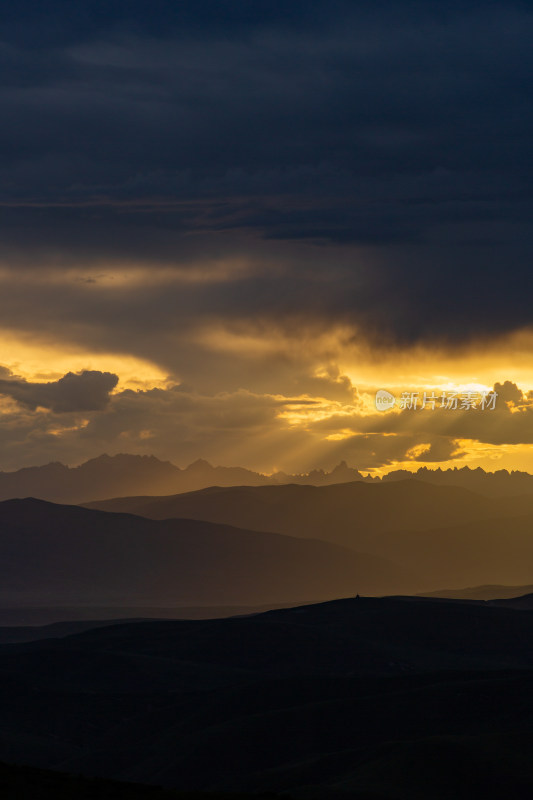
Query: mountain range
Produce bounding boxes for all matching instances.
[3,452,533,504]
[0,454,271,505]
[3,477,533,611]
[0,454,371,505]
[3,468,533,797]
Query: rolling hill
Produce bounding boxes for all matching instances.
[86,481,533,590]
[0,498,408,607]
[87,480,533,543]
[0,761,283,800]
[1,596,533,798]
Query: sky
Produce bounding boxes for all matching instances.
[0,0,532,474]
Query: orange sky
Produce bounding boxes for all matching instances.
[2,318,533,474]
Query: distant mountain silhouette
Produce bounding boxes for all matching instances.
[0,498,408,607]
[380,464,533,496]
[423,590,533,611]
[88,481,533,591]
[419,584,533,601]
[0,454,370,504]
[0,454,274,504]
[2,452,533,503]
[2,596,533,797]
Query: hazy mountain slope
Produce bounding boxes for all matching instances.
[87,481,533,591]
[365,516,533,589]
[0,498,407,606]
[0,454,274,504]
[419,584,533,601]
[2,597,533,797]
[5,451,533,506]
[87,479,533,545]
[382,465,533,497]
[0,455,367,505]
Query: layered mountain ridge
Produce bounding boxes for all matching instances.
[3,452,533,504]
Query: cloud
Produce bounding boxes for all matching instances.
[0,369,118,412]
[494,380,524,405]
[308,381,533,449]
[0,374,530,473]
[0,2,532,470]
[0,1,531,350]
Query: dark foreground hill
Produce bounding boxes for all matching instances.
[0,498,407,607]
[2,597,533,798]
[0,602,313,630]
[0,761,287,800]
[87,480,533,589]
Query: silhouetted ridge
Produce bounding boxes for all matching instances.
[0,497,408,607]
[2,596,533,796]
[88,480,533,592]
[2,453,533,503]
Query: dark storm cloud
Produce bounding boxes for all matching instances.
[0,369,118,412]
[0,0,532,345]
